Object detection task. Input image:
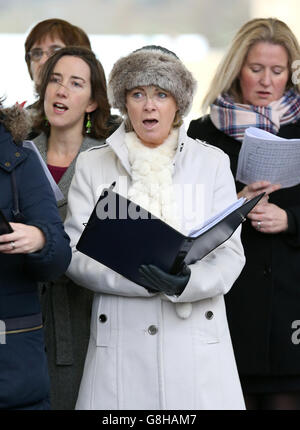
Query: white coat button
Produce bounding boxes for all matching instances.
[205,311,214,320]
[148,325,158,335]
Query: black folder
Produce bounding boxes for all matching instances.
[76,185,263,287]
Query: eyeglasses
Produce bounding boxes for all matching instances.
[27,46,63,62]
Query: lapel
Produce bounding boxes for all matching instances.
[106,123,132,176]
[33,133,105,208]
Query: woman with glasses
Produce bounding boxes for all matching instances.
[25,18,91,85]
[30,46,120,410]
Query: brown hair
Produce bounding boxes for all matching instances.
[25,18,91,79]
[33,46,111,140]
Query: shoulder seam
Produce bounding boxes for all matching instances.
[87,142,109,152]
[195,138,224,153]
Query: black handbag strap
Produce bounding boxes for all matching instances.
[10,169,25,222]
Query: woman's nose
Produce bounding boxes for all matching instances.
[144,96,156,110]
[39,54,48,66]
[55,82,68,97]
[260,69,272,86]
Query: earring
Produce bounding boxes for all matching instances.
[44,116,49,126]
[86,113,92,134]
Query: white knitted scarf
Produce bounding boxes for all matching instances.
[125,129,192,319]
[125,129,180,231]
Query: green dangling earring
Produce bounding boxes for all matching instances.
[45,116,49,126]
[86,113,92,134]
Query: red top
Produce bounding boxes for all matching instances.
[47,164,68,184]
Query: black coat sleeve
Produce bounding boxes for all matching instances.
[187,118,201,140]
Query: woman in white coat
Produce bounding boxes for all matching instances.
[64,45,246,410]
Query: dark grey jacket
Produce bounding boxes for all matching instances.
[33,133,105,410]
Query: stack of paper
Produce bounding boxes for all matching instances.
[236,127,300,188]
[189,197,246,237]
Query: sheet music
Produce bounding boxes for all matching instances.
[236,127,300,188]
[188,197,246,238]
[23,140,64,201]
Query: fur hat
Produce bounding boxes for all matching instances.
[108,45,197,117]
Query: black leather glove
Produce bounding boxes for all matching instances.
[138,263,191,296]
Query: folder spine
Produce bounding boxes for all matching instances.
[170,237,194,274]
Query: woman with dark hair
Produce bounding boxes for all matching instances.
[33,46,113,143]
[31,46,119,409]
[0,101,71,409]
[64,45,246,410]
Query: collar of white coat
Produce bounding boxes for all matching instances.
[106,121,188,176]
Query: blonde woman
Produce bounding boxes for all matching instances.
[188,18,300,409]
[64,46,246,410]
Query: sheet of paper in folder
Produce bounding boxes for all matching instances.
[76,188,263,285]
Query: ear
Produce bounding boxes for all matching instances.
[86,100,98,113]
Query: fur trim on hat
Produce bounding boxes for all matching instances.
[108,47,197,117]
[0,104,32,143]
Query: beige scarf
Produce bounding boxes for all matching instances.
[125,129,192,319]
[125,128,180,230]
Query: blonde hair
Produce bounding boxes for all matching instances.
[202,17,300,112]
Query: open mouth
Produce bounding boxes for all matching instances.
[53,103,68,112]
[143,119,158,128]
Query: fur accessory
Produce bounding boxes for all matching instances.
[0,103,32,143]
[126,127,180,231]
[108,45,197,117]
[125,128,193,320]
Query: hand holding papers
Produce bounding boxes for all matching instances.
[76,186,264,287]
[236,127,300,188]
